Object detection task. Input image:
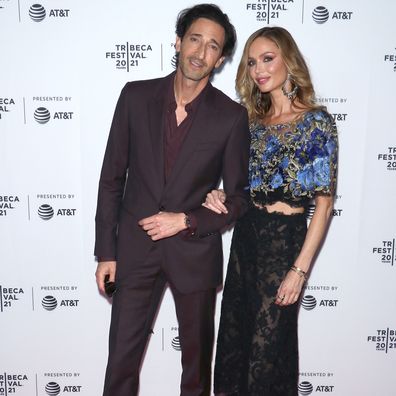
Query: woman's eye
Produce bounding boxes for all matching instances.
[264,56,273,62]
[247,60,255,67]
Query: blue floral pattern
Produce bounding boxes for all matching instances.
[249,109,338,207]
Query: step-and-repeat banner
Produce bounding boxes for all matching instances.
[1,0,395,395]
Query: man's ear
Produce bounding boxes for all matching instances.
[175,36,182,52]
[215,56,225,69]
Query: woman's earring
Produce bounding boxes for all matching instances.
[282,73,298,100]
[256,91,262,108]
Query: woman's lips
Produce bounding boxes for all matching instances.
[256,77,270,85]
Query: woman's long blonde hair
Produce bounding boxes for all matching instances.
[236,26,322,123]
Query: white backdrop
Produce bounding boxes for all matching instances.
[1,0,395,395]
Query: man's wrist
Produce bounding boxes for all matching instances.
[183,213,191,230]
[97,257,116,263]
[182,212,197,236]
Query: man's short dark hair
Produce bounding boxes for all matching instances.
[175,3,236,58]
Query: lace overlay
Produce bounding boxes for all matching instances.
[249,109,338,208]
[214,206,307,396]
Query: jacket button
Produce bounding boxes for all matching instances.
[159,205,165,211]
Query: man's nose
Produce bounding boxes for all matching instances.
[196,43,206,59]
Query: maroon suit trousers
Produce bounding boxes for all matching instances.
[102,244,216,396]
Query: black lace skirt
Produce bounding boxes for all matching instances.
[214,205,307,396]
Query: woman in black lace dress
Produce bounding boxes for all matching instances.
[203,27,338,395]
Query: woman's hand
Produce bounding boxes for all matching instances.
[202,189,228,214]
[275,269,305,306]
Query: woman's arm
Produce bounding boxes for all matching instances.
[202,189,227,214]
[276,194,334,306]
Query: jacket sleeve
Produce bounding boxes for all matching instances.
[188,107,250,236]
[94,83,131,259]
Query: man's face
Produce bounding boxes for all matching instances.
[175,17,226,82]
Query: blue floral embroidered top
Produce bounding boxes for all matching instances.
[249,109,338,208]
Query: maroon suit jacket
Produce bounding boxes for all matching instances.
[94,72,250,293]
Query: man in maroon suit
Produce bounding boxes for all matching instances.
[94,4,250,395]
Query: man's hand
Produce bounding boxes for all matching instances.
[138,212,186,241]
[95,261,116,294]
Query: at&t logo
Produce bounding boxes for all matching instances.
[298,381,334,394]
[28,4,70,22]
[367,328,396,353]
[45,381,82,395]
[312,6,353,24]
[38,204,54,220]
[301,295,316,310]
[38,204,77,220]
[33,107,74,124]
[41,295,79,311]
[171,54,178,69]
[34,107,50,123]
[29,4,46,21]
[45,382,60,395]
[330,113,347,122]
[301,294,339,311]
[169,326,181,351]
[312,6,328,24]
[172,336,181,351]
[306,204,343,219]
[298,381,313,395]
[42,295,58,310]
[170,42,178,69]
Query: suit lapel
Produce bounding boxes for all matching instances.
[164,83,217,192]
[148,75,172,193]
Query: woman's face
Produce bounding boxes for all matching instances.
[247,36,288,94]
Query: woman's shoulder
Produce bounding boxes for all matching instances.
[249,108,335,134]
[300,107,333,121]
[297,108,337,137]
[301,108,334,125]
[249,120,266,133]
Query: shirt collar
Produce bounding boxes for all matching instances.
[167,74,209,113]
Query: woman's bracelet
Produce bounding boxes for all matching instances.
[290,265,308,281]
